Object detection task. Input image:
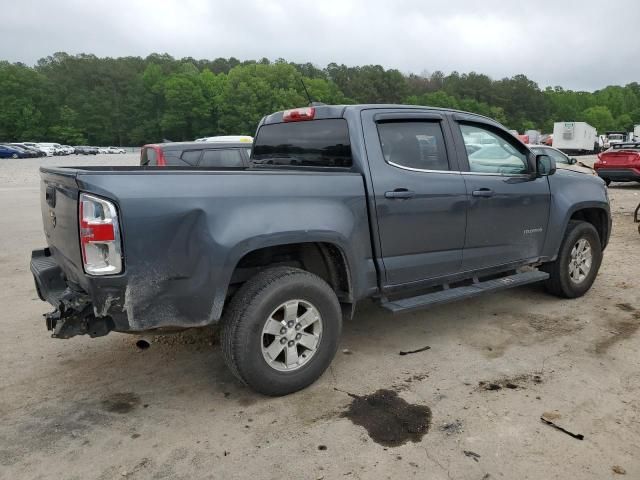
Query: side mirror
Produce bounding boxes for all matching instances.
[536,154,556,176]
[569,157,577,165]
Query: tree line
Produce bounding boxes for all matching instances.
[1,52,639,145]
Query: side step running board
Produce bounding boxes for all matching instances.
[381,270,549,314]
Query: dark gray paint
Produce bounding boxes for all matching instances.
[34,105,611,334]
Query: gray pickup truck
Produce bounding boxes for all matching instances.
[31,105,611,395]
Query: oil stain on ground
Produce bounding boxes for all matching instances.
[341,389,432,447]
[595,304,640,354]
[101,392,141,414]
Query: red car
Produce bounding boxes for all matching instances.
[594,142,640,185]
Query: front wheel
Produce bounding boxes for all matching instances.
[542,220,602,298]
[11,153,18,159]
[221,267,342,396]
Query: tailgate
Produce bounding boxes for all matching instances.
[39,167,85,285]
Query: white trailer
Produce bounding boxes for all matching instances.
[552,122,597,153]
[525,129,541,144]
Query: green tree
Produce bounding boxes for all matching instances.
[581,106,615,132]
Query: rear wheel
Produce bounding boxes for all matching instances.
[221,266,341,396]
[542,221,602,298]
[604,178,611,186]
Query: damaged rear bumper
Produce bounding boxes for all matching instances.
[31,249,115,339]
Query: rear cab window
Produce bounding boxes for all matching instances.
[252,119,352,168]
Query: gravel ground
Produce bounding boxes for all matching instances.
[1,154,639,479]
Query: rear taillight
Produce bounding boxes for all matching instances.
[283,107,315,122]
[79,193,123,275]
[155,146,167,166]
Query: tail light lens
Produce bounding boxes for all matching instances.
[154,146,167,166]
[79,193,123,275]
[283,107,315,122]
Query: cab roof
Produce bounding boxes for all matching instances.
[261,104,498,126]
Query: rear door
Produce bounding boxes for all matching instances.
[362,109,468,285]
[451,116,551,271]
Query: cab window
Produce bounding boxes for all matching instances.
[460,124,528,174]
[377,121,450,171]
[181,150,202,165]
[200,149,244,168]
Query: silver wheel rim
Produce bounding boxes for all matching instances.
[568,238,592,284]
[261,299,323,372]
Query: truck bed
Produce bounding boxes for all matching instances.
[37,166,374,332]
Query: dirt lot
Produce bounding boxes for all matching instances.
[1,154,639,479]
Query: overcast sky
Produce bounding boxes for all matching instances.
[3,0,637,91]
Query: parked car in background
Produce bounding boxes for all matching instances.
[0,144,30,158]
[529,145,596,176]
[11,143,44,157]
[7,144,38,158]
[74,146,98,155]
[594,142,640,185]
[107,146,126,154]
[54,144,74,155]
[98,147,110,154]
[20,142,47,156]
[36,143,56,157]
[140,141,251,167]
[194,135,253,143]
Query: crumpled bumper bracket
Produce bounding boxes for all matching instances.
[45,288,114,339]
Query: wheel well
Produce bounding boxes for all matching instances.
[570,208,608,247]
[230,242,352,303]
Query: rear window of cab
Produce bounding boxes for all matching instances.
[252,119,352,168]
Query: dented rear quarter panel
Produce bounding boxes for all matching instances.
[74,170,375,331]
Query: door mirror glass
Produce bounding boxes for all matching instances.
[569,157,577,164]
[536,154,556,176]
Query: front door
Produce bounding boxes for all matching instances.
[362,110,468,286]
[452,119,551,271]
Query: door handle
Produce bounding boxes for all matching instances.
[472,188,494,198]
[385,189,415,199]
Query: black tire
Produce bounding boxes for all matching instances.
[221,266,342,396]
[604,178,611,186]
[541,220,602,298]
